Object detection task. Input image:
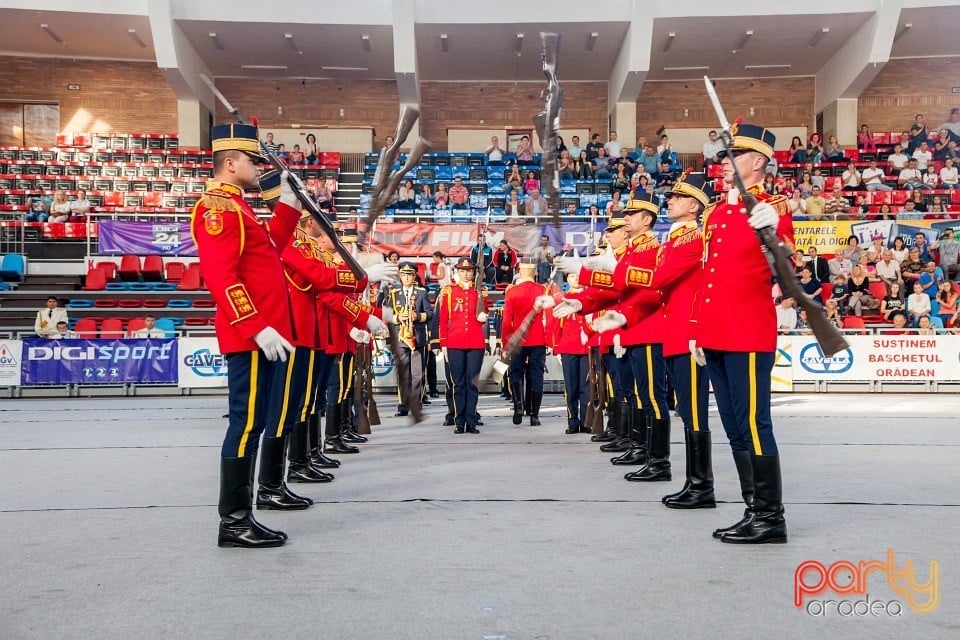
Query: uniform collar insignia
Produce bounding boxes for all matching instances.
[205,180,244,197]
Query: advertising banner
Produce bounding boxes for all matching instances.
[0,340,23,386]
[791,334,960,382]
[20,338,178,385]
[178,337,228,388]
[98,221,197,256]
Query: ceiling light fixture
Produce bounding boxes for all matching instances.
[361,34,371,52]
[894,22,913,42]
[808,27,830,47]
[662,32,676,53]
[284,33,299,52]
[440,33,448,53]
[127,28,147,48]
[240,65,288,70]
[663,65,709,71]
[515,33,524,53]
[209,32,224,51]
[40,23,64,45]
[586,32,599,52]
[734,29,754,51]
[744,64,792,70]
[321,66,369,72]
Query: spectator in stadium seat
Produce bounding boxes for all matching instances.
[940,157,958,189]
[523,170,540,194]
[567,135,582,159]
[635,173,653,197]
[274,144,287,162]
[703,130,723,166]
[313,180,334,211]
[936,282,958,326]
[557,150,575,180]
[829,274,851,314]
[912,141,933,171]
[842,161,862,189]
[762,172,776,193]
[807,133,825,164]
[828,249,853,284]
[574,149,593,180]
[286,144,304,165]
[515,135,535,163]
[824,298,843,328]
[886,311,909,333]
[525,189,548,220]
[637,144,660,176]
[604,131,623,159]
[824,187,850,219]
[811,167,826,190]
[493,240,519,285]
[840,235,863,263]
[876,250,902,290]
[907,281,932,326]
[261,132,278,154]
[610,163,630,191]
[936,108,960,143]
[858,124,877,153]
[898,158,928,190]
[505,164,523,196]
[922,166,939,190]
[908,114,928,153]
[848,264,879,316]
[898,199,922,219]
[887,144,909,172]
[52,320,74,339]
[564,202,579,218]
[901,247,925,285]
[485,136,505,162]
[807,246,831,283]
[605,189,625,215]
[934,129,953,162]
[530,235,555,284]
[824,134,845,163]
[505,190,525,220]
[591,148,612,179]
[918,261,945,299]
[434,183,449,209]
[797,171,815,198]
[427,251,449,287]
[654,160,677,194]
[617,148,637,174]
[789,136,807,164]
[804,185,827,220]
[48,190,72,223]
[586,133,603,161]
[862,159,892,191]
[35,296,68,337]
[881,282,906,322]
[449,177,469,210]
[133,315,166,338]
[416,184,434,209]
[776,296,798,330]
[304,133,318,165]
[70,189,91,222]
[891,236,909,262]
[395,179,416,210]
[798,266,823,304]
[656,134,672,158]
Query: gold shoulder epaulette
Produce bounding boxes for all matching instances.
[199,193,238,214]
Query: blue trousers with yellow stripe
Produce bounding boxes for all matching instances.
[705,350,778,455]
[603,352,622,399]
[611,351,637,409]
[560,353,588,429]
[326,352,354,436]
[262,346,310,440]
[224,350,288,458]
[447,348,483,427]
[628,343,668,420]
[666,353,708,433]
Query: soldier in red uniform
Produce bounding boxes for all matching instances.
[549,273,591,434]
[191,123,300,549]
[689,123,793,544]
[501,259,550,426]
[595,173,718,508]
[437,258,489,434]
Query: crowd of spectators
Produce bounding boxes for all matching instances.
[24,188,91,223]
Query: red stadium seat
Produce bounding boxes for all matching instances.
[82,265,107,291]
[117,299,143,308]
[117,254,142,281]
[127,317,146,336]
[891,191,909,205]
[183,317,208,327]
[165,261,185,283]
[320,151,340,168]
[820,283,833,300]
[191,299,215,308]
[100,318,125,338]
[96,261,117,281]
[871,191,892,206]
[73,318,98,338]
[823,176,842,192]
[842,316,866,334]
[952,190,960,205]
[178,266,202,291]
[94,299,119,308]
[141,255,164,281]
[143,299,167,308]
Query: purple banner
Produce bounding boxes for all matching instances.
[98,221,197,256]
[21,338,178,385]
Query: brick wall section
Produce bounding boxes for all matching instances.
[635,77,815,143]
[858,57,960,133]
[419,81,608,150]
[0,56,177,141]
[212,78,399,146]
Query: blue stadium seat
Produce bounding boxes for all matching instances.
[434,166,453,181]
[155,318,177,337]
[68,299,95,308]
[0,254,25,282]
[105,282,130,291]
[150,282,177,291]
[167,299,192,308]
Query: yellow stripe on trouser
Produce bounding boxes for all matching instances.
[605,372,613,399]
[646,345,660,420]
[689,355,700,432]
[237,351,259,457]
[339,356,354,403]
[748,352,762,454]
[632,379,641,409]
[274,349,297,438]
[299,350,316,423]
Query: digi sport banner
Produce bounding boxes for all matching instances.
[20,338,178,385]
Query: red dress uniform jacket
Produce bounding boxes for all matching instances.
[690,185,793,353]
[621,219,705,357]
[502,280,549,348]
[313,248,372,356]
[437,284,488,350]
[550,314,589,355]
[190,180,300,354]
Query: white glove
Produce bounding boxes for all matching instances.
[613,334,626,359]
[441,347,448,360]
[689,339,706,367]
[545,347,553,356]
[349,327,371,344]
[592,310,627,333]
[584,244,617,271]
[254,326,294,362]
[477,312,488,323]
[747,202,779,230]
[278,171,299,209]
[553,298,583,319]
[553,256,584,274]
[534,295,555,310]
[364,262,398,283]
[366,314,387,336]
[580,330,589,345]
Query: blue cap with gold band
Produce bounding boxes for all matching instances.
[605,209,628,230]
[398,261,418,275]
[211,123,266,162]
[258,168,281,203]
[716,121,776,159]
[666,171,715,208]
[623,192,659,216]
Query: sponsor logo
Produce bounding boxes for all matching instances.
[183,349,227,377]
[0,342,17,366]
[798,342,853,374]
[27,343,174,364]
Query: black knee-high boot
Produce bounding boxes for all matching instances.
[611,408,648,465]
[256,436,312,509]
[600,399,631,452]
[591,399,618,442]
[529,390,543,426]
[720,455,787,544]
[712,450,755,538]
[324,398,359,454]
[624,416,671,481]
[218,456,287,548]
[663,430,715,509]
[287,421,334,483]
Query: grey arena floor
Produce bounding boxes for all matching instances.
[1,392,957,639]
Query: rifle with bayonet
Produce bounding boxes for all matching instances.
[534,32,563,230]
